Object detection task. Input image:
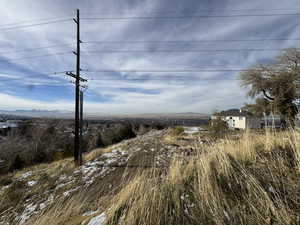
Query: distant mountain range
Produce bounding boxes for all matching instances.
[0,110,209,119]
[86,112,210,119]
[0,110,73,118]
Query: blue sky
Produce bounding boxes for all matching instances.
[0,0,300,114]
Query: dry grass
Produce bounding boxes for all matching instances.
[84,145,116,161]
[104,130,300,225]
[21,130,300,225]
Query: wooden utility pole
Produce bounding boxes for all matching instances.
[75,9,81,166]
[79,90,83,164]
[66,9,87,166]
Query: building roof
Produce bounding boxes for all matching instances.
[215,109,253,117]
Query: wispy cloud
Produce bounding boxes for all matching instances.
[0,0,299,113]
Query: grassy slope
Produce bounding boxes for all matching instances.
[1,129,300,225]
[104,130,300,225]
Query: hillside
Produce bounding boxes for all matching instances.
[0,129,300,225]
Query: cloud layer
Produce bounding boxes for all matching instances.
[0,0,299,114]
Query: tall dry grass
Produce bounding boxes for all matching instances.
[28,130,300,225]
[105,130,300,225]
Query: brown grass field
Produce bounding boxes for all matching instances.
[1,128,300,225]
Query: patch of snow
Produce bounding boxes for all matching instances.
[189,203,195,208]
[87,212,107,225]
[39,203,46,210]
[55,180,74,190]
[83,209,100,216]
[268,185,275,194]
[37,193,54,212]
[184,127,200,134]
[18,203,37,224]
[63,187,80,197]
[223,210,230,221]
[20,171,33,179]
[76,149,129,187]
[48,193,54,202]
[180,194,189,200]
[58,174,68,181]
[27,181,37,187]
[101,152,115,158]
[74,170,81,174]
[1,184,11,192]
[104,158,117,165]
[184,208,189,215]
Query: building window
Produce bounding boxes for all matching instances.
[239,117,243,120]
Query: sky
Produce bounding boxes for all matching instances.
[0,0,300,115]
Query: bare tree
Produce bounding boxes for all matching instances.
[240,48,300,127]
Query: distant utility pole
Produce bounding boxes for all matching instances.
[66,9,87,166]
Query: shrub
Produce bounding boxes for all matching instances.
[171,126,185,136]
[0,180,26,212]
[9,155,25,171]
[208,118,229,138]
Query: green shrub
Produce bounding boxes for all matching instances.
[171,126,185,136]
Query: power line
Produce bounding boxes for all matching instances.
[84,69,262,73]
[82,38,300,44]
[0,73,63,82]
[0,68,257,79]
[0,73,240,83]
[0,71,71,78]
[81,12,300,20]
[1,52,71,62]
[53,70,75,75]
[0,17,72,28]
[88,78,240,81]
[81,8,300,15]
[83,48,293,54]
[81,66,254,71]
[0,43,74,55]
[0,78,71,87]
[0,19,71,31]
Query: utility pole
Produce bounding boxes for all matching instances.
[74,8,81,166]
[79,90,83,164]
[66,9,87,166]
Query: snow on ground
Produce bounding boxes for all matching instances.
[1,130,170,225]
[18,203,37,225]
[83,209,100,216]
[75,148,129,187]
[27,181,37,187]
[55,180,75,190]
[0,147,127,225]
[184,127,200,134]
[16,192,55,224]
[20,171,33,179]
[63,187,80,197]
[11,147,130,224]
[0,184,11,192]
[87,212,107,225]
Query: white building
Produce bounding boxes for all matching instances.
[211,109,261,130]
